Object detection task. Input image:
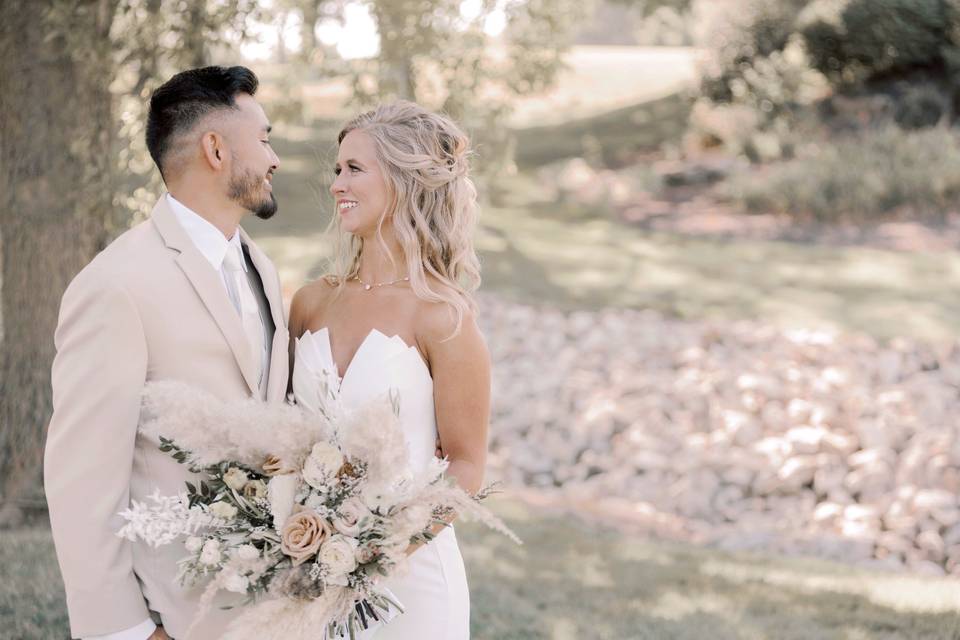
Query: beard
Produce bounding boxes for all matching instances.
[228,160,278,220]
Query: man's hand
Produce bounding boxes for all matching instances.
[148,626,171,640]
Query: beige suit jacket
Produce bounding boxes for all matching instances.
[44,196,290,639]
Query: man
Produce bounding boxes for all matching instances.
[44,66,288,640]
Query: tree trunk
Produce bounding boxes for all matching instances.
[276,10,288,64]
[183,0,208,68]
[372,2,418,101]
[0,0,118,524]
[301,1,319,57]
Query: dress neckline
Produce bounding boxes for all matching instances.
[301,327,430,391]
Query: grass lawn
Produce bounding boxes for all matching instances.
[6,498,960,640]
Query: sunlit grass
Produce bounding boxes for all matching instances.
[7,500,960,639]
[460,498,960,639]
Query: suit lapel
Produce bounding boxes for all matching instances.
[150,197,260,396]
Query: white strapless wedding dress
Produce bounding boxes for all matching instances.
[292,328,470,639]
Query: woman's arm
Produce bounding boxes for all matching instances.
[408,304,491,552]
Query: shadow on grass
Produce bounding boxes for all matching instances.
[4,505,960,640]
[477,198,960,341]
[513,93,693,169]
[459,500,960,640]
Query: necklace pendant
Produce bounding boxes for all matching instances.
[363,284,372,291]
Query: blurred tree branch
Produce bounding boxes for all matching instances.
[297,0,591,180]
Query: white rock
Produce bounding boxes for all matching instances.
[777,455,818,491]
[786,425,826,455]
[916,530,946,563]
[812,502,843,523]
[478,295,960,579]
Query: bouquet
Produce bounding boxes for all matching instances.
[118,380,518,640]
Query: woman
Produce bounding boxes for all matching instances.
[287,101,490,639]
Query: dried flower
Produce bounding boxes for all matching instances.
[209,501,238,520]
[223,467,249,491]
[243,479,268,500]
[302,442,345,489]
[200,539,222,566]
[262,454,295,476]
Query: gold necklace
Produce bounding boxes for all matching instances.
[352,274,410,291]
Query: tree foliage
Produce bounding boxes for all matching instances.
[290,0,590,175]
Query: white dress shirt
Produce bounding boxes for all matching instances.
[167,194,270,384]
[167,193,248,303]
[83,194,268,640]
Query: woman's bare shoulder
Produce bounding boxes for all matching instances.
[413,285,480,344]
[290,276,341,331]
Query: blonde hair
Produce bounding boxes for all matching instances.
[327,101,481,336]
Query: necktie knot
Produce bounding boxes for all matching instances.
[223,245,245,273]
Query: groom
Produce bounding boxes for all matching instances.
[44,66,288,640]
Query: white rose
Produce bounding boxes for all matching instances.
[220,567,249,593]
[200,539,221,566]
[332,497,369,537]
[319,534,358,582]
[209,501,238,520]
[302,442,345,489]
[223,467,249,492]
[185,536,203,553]
[235,544,260,561]
[268,474,299,531]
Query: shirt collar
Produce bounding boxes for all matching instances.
[166,193,246,272]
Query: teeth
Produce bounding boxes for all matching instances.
[339,202,358,210]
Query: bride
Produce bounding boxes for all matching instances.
[287,101,489,639]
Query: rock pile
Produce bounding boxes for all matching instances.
[478,296,960,576]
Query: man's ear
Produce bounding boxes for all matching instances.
[200,131,225,170]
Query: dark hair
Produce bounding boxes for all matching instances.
[146,65,259,179]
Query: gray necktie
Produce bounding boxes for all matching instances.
[223,245,265,387]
